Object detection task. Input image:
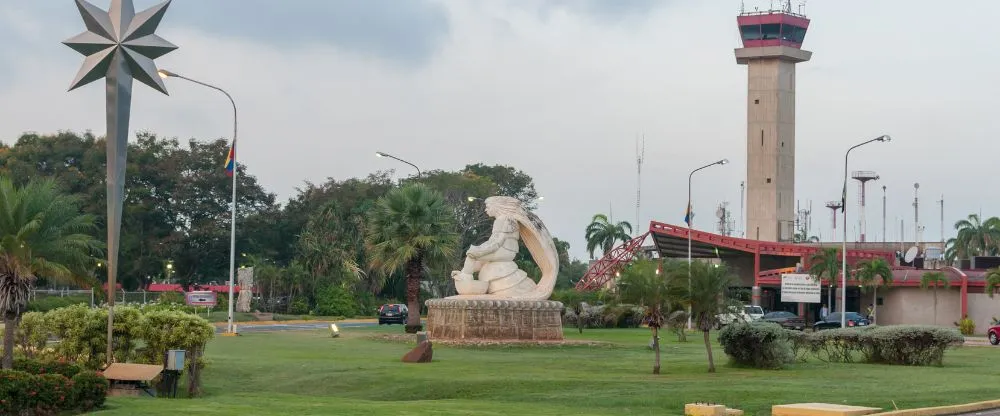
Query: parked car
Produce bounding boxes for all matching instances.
[813,312,870,331]
[715,305,752,329]
[762,311,805,331]
[744,305,765,321]
[378,304,408,325]
[988,324,1000,345]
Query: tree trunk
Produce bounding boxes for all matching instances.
[405,258,423,334]
[186,345,203,397]
[577,306,584,334]
[652,327,661,375]
[2,313,17,369]
[828,285,833,313]
[932,286,938,326]
[872,286,878,325]
[703,329,715,373]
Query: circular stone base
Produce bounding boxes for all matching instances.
[425,298,564,342]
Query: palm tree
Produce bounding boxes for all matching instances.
[809,248,840,313]
[0,177,102,369]
[985,268,1000,298]
[952,214,1000,259]
[919,271,950,325]
[687,261,738,373]
[854,258,893,324]
[584,214,632,259]
[617,259,686,374]
[366,184,458,333]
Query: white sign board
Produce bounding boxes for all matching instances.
[780,274,821,303]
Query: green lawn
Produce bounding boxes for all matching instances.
[96,326,1000,416]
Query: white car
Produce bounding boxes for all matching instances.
[743,305,765,321]
[715,305,764,329]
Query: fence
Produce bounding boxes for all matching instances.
[30,289,169,308]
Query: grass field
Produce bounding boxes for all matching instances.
[95,326,1000,416]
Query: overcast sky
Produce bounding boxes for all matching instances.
[1,0,998,261]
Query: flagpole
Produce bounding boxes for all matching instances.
[156,69,239,335]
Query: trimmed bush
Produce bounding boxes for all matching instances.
[718,322,794,369]
[72,371,109,411]
[0,369,32,415]
[36,373,76,412]
[0,369,83,415]
[866,325,964,366]
[13,358,82,378]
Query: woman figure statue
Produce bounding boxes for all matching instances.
[451,196,559,300]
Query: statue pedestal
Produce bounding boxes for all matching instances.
[425,298,564,342]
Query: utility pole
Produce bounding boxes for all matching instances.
[913,183,920,247]
[939,195,944,244]
[635,135,645,237]
[740,181,745,238]
[882,185,887,247]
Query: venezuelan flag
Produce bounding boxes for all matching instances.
[224,140,235,177]
[683,203,692,227]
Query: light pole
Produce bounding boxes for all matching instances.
[158,69,240,335]
[687,158,729,329]
[376,151,422,177]
[841,135,891,328]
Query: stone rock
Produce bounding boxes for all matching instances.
[426,298,564,342]
[402,340,433,363]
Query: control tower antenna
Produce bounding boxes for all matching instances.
[851,171,880,242]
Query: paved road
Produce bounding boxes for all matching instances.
[954,410,1000,416]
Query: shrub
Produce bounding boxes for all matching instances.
[956,316,976,335]
[0,369,32,415]
[27,294,91,312]
[0,370,80,414]
[14,312,51,360]
[288,297,309,315]
[72,371,109,411]
[866,325,964,366]
[156,291,186,305]
[600,304,644,328]
[36,373,75,412]
[313,285,358,316]
[13,358,82,378]
[717,322,794,369]
[809,327,877,363]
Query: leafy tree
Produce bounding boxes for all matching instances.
[952,214,1000,259]
[919,271,950,325]
[365,184,458,333]
[687,261,738,373]
[617,259,686,374]
[584,214,632,259]
[854,258,893,324]
[462,164,539,207]
[809,248,840,312]
[0,177,103,369]
[986,268,1000,298]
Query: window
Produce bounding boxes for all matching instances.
[740,25,761,41]
[761,130,764,146]
[766,178,771,183]
[780,24,807,43]
[754,99,760,104]
[761,24,781,40]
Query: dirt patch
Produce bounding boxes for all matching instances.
[366,333,615,349]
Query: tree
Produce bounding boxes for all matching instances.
[462,164,539,207]
[687,261,738,373]
[617,259,686,374]
[809,248,840,312]
[365,184,458,333]
[0,177,102,369]
[854,258,893,324]
[952,214,1000,259]
[985,268,1000,298]
[919,271,950,325]
[584,214,632,259]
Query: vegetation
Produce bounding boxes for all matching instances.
[616,259,686,374]
[920,271,950,324]
[82,327,1000,415]
[809,248,840,312]
[0,177,103,369]
[718,322,793,369]
[584,214,632,259]
[0,367,108,414]
[854,258,893,324]
[366,184,458,333]
[945,214,1000,264]
[687,262,738,373]
[986,268,1000,298]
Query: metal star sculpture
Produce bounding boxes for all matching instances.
[63,0,176,352]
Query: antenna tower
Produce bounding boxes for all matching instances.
[851,171,880,242]
[825,200,843,238]
[716,202,735,236]
[635,134,645,237]
[794,200,813,241]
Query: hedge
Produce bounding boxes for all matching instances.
[718,323,964,369]
[0,368,107,415]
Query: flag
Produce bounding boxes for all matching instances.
[224,140,235,177]
[683,203,692,227]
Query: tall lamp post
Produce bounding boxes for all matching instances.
[840,135,891,328]
[158,69,240,335]
[686,158,729,329]
[376,151,422,177]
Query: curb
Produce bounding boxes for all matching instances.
[872,399,1000,416]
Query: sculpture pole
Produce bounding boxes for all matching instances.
[65,0,177,365]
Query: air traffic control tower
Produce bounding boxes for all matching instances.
[736,8,811,242]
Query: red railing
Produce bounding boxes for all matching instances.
[575,233,650,291]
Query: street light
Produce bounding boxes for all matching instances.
[158,68,240,335]
[687,158,729,329]
[840,135,891,328]
[375,151,422,177]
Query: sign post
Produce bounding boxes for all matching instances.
[780,274,821,303]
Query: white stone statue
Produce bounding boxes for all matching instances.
[236,267,254,313]
[450,196,559,300]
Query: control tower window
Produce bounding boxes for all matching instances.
[740,25,761,41]
[760,24,781,40]
[781,25,807,43]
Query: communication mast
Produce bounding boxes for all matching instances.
[635,134,645,237]
[794,200,813,241]
[851,171,880,242]
[717,202,735,237]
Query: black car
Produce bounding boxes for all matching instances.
[378,304,408,325]
[762,311,805,330]
[813,312,870,331]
